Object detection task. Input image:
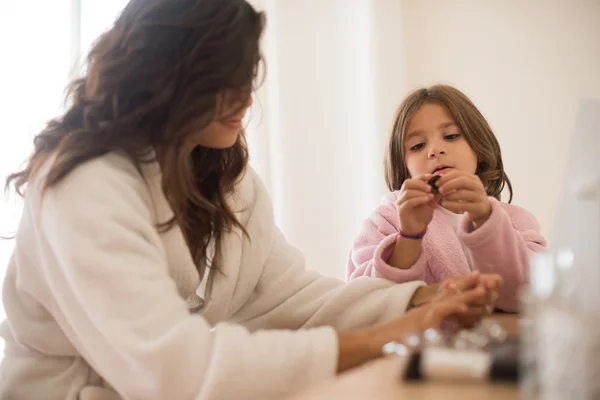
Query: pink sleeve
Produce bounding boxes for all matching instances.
[458,197,547,312]
[346,194,428,283]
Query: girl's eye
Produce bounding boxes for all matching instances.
[409,143,425,152]
[444,133,460,141]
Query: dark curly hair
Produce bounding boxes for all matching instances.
[5,0,265,272]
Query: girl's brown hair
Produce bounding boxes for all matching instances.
[384,84,513,202]
[5,0,265,274]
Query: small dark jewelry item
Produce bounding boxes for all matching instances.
[428,175,441,193]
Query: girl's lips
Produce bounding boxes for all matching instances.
[433,166,453,175]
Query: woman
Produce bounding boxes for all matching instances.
[0,0,499,399]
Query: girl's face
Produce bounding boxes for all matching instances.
[403,103,478,178]
[187,91,253,150]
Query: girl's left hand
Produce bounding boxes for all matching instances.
[436,170,492,228]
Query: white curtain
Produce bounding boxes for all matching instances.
[0,1,73,324]
[0,0,128,335]
[247,0,406,278]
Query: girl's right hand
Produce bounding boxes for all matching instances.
[396,173,439,235]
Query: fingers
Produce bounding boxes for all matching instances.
[427,273,503,330]
[438,184,488,216]
[450,301,494,329]
[425,285,499,330]
[464,289,498,307]
[402,178,433,193]
[438,175,481,195]
[434,284,460,300]
[453,272,480,291]
[488,290,499,305]
[457,285,488,304]
[435,170,478,187]
[425,299,470,328]
[480,274,504,290]
[431,172,487,217]
[466,304,494,317]
[397,189,432,203]
[440,272,480,293]
[457,285,498,320]
[412,173,434,182]
[439,274,501,305]
[436,284,488,306]
[404,196,435,209]
[441,189,482,203]
[427,193,441,208]
[397,189,434,210]
[434,283,485,306]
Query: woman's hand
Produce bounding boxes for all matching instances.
[336,284,484,372]
[435,170,492,228]
[410,272,501,306]
[408,272,503,326]
[366,284,489,352]
[396,173,440,236]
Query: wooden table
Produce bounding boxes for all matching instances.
[290,315,521,399]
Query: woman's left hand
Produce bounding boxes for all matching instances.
[435,170,492,228]
[409,272,502,327]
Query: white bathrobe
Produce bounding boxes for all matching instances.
[0,152,424,400]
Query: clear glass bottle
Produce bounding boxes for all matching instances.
[523,248,600,400]
[520,251,558,399]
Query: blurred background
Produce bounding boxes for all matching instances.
[1,0,599,299]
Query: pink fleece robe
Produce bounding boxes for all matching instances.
[347,192,547,312]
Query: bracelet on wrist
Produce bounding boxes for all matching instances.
[398,230,426,240]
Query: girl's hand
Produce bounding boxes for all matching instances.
[436,170,492,228]
[396,173,440,236]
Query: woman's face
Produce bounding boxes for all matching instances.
[188,91,253,149]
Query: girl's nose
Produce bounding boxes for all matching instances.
[428,146,446,158]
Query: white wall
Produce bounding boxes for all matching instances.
[552,100,600,282]
[250,0,600,278]
[249,0,407,278]
[401,0,600,240]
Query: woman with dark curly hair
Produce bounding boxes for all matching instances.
[0,0,499,399]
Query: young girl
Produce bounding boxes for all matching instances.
[347,84,547,312]
[0,3,493,400]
